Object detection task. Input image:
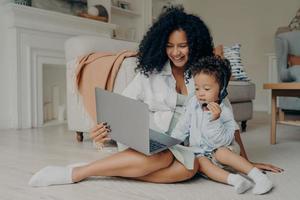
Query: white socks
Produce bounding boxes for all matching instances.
[248,167,273,195]
[227,174,253,194]
[29,162,89,187]
[29,166,73,187]
[227,167,273,195]
[29,164,273,195]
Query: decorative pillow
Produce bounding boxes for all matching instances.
[289,8,300,31]
[223,44,250,81]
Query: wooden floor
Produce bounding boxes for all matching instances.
[0,112,300,200]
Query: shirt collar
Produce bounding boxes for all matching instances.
[160,60,195,96]
[194,99,201,109]
[160,60,172,76]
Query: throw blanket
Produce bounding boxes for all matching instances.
[75,50,137,123]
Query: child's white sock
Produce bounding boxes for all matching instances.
[227,173,253,194]
[29,166,73,187]
[248,167,273,195]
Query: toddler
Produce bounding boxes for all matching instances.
[171,56,273,194]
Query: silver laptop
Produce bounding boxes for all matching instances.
[95,87,182,155]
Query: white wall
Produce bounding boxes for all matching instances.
[184,0,300,111]
[0,0,12,4]
[0,9,17,129]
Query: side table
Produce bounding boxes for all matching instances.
[263,83,300,144]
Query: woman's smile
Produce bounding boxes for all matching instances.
[166,29,189,68]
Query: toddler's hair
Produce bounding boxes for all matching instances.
[190,56,231,90]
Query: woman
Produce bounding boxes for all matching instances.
[29,6,282,187]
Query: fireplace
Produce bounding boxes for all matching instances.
[43,64,67,125]
[0,3,115,128]
[29,48,66,127]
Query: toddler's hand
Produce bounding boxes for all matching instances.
[207,102,221,120]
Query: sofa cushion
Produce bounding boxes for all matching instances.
[231,102,253,122]
[227,81,255,102]
[279,96,300,111]
[213,45,224,58]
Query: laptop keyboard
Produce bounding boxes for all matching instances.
[150,139,167,152]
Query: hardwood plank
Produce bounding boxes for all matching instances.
[263,83,300,90]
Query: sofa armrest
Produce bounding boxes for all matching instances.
[227,81,255,103]
[65,35,138,62]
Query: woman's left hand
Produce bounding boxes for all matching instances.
[251,162,284,173]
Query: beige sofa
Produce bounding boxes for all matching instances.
[65,36,255,141]
[227,81,255,131]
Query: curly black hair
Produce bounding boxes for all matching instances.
[191,56,232,92]
[136,5,214,80]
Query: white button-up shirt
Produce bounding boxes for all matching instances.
[122,61,194,132]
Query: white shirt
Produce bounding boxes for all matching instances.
[171,96,236,155]
[122,60,239,132]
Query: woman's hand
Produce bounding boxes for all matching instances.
[251,162,284,173]
[234,130,284,173]
[89,122,111,144]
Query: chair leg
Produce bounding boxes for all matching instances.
[241,121,247,132]
[76,132,84,142]
[278,109,285,121]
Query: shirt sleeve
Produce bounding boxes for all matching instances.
[223,97,240,131]
[203,104,236,148]
[122,73,145,101]
[170,99,193,141]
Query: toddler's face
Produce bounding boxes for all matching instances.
[194,73,220,105]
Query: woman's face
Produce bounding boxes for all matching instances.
[166,30,189,69]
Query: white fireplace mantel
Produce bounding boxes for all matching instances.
[1,3,116,36]
[0,3,116,129]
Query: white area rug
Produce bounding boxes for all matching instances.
[0,112,299,200]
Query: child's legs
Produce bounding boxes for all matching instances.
[214,147,253,174]
[197,156,229,184]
